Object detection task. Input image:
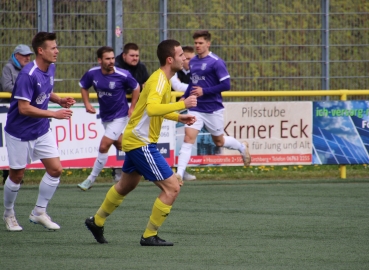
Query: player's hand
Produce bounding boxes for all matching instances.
[54,109,73,120]
[85,104,96,114]
[60,97,76,108]
[183,95,197,108]
[128,106,135,117]
[190,86,203,97]
[178,114,196,126]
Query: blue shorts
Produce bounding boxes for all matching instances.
[122,144,173,181]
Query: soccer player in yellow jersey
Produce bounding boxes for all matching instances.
[85,39,197,246]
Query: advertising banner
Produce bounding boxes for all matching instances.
[312,101,369,164]
[175,102,313,166]
[0,103,175,169]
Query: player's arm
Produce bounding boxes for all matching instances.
[18,99,72,120]
[148,95,197,120]
[50,93,76,108]
[128,85,140,117]
[170,73,188,92]
[81,87,96,114]
[191,78,230,97]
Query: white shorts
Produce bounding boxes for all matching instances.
[185,109,224,136]
[102,117,129,140]
[5,130,59,169]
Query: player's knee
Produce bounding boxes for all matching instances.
[47,166,62,178]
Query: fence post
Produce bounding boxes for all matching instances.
[159,0,168,42]
[321,0,330,100]
[37,0,53,32]
[106,0,123,53]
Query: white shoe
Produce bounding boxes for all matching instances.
[3,215,23,232]
[175,173,183,187]
[77,179,93,191]
[29,212,60,230]
[113,168,122,182]
[183,171,196,181]
[241,142,251,166]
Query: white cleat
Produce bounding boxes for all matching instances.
[77,179,93,191]
[29,212,60,230]
[3,215,23,232]
[113,168,122,182]
[183,171,196,181]
[241,142,251,166]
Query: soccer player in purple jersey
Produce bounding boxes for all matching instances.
[3,32,76,232]
[176,30,251,181]
[77,46,140,191]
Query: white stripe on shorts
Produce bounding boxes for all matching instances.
[142,145,164,180]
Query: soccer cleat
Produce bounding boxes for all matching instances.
[113,168,122,182]
[140,235,174,246]
[183,171,196,181]
[3,215,23,232]
[29,212,60,230]
[85,216,108,244]
[175,173,183,186]
[241,141,251,166]
[77,179,92,191]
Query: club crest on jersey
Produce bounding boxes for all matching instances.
[109,82,116,89]
[36,92,50,104]
[201,63,207,70]
[50,76,54,86]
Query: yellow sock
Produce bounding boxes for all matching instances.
[94,185,125,227]
[143,197,172,238]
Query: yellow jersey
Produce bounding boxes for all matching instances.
[122,68,185,152]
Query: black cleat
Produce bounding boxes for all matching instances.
[140,235,174,246]
[85,216,108,244]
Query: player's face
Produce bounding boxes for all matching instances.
[183,51,195,71]
[171,46,186,72]
[15,53,32,67]
[99,51,115,74]
[194,37,210,57]
[39,40,59,64]
[123,49,139,66]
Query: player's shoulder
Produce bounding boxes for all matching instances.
[208,52,223,61]
[86,66,101,73]
[114,67,130,78]
[22,60,38,76]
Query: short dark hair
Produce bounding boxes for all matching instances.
[182,46,194,53]
[193,30,211,41]
[157,39,181,66]
[96,46,114,59]
[123,43,139,54]
[31,32,57,55]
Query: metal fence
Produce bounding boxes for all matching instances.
[1,0,368,101]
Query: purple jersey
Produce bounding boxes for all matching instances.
[79,66,138,122]
[184,52,230,113]
[5,61,55,141]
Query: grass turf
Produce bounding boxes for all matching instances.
[0,179,368,270]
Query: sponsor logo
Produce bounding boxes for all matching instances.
[156,143,170,158]
[50,76,54,86]
[93,80,98,86]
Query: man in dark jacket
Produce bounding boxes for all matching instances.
[113,43,149,181]
[115,43,149,93]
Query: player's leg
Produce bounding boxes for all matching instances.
[30,131,62,230]
[85,150,141,243]
[176,111,203,181]
[3,132,27,231]
[206,109,251,166]
[111,134,123,182]
[78,117,126,190]
[136,144,179,246]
